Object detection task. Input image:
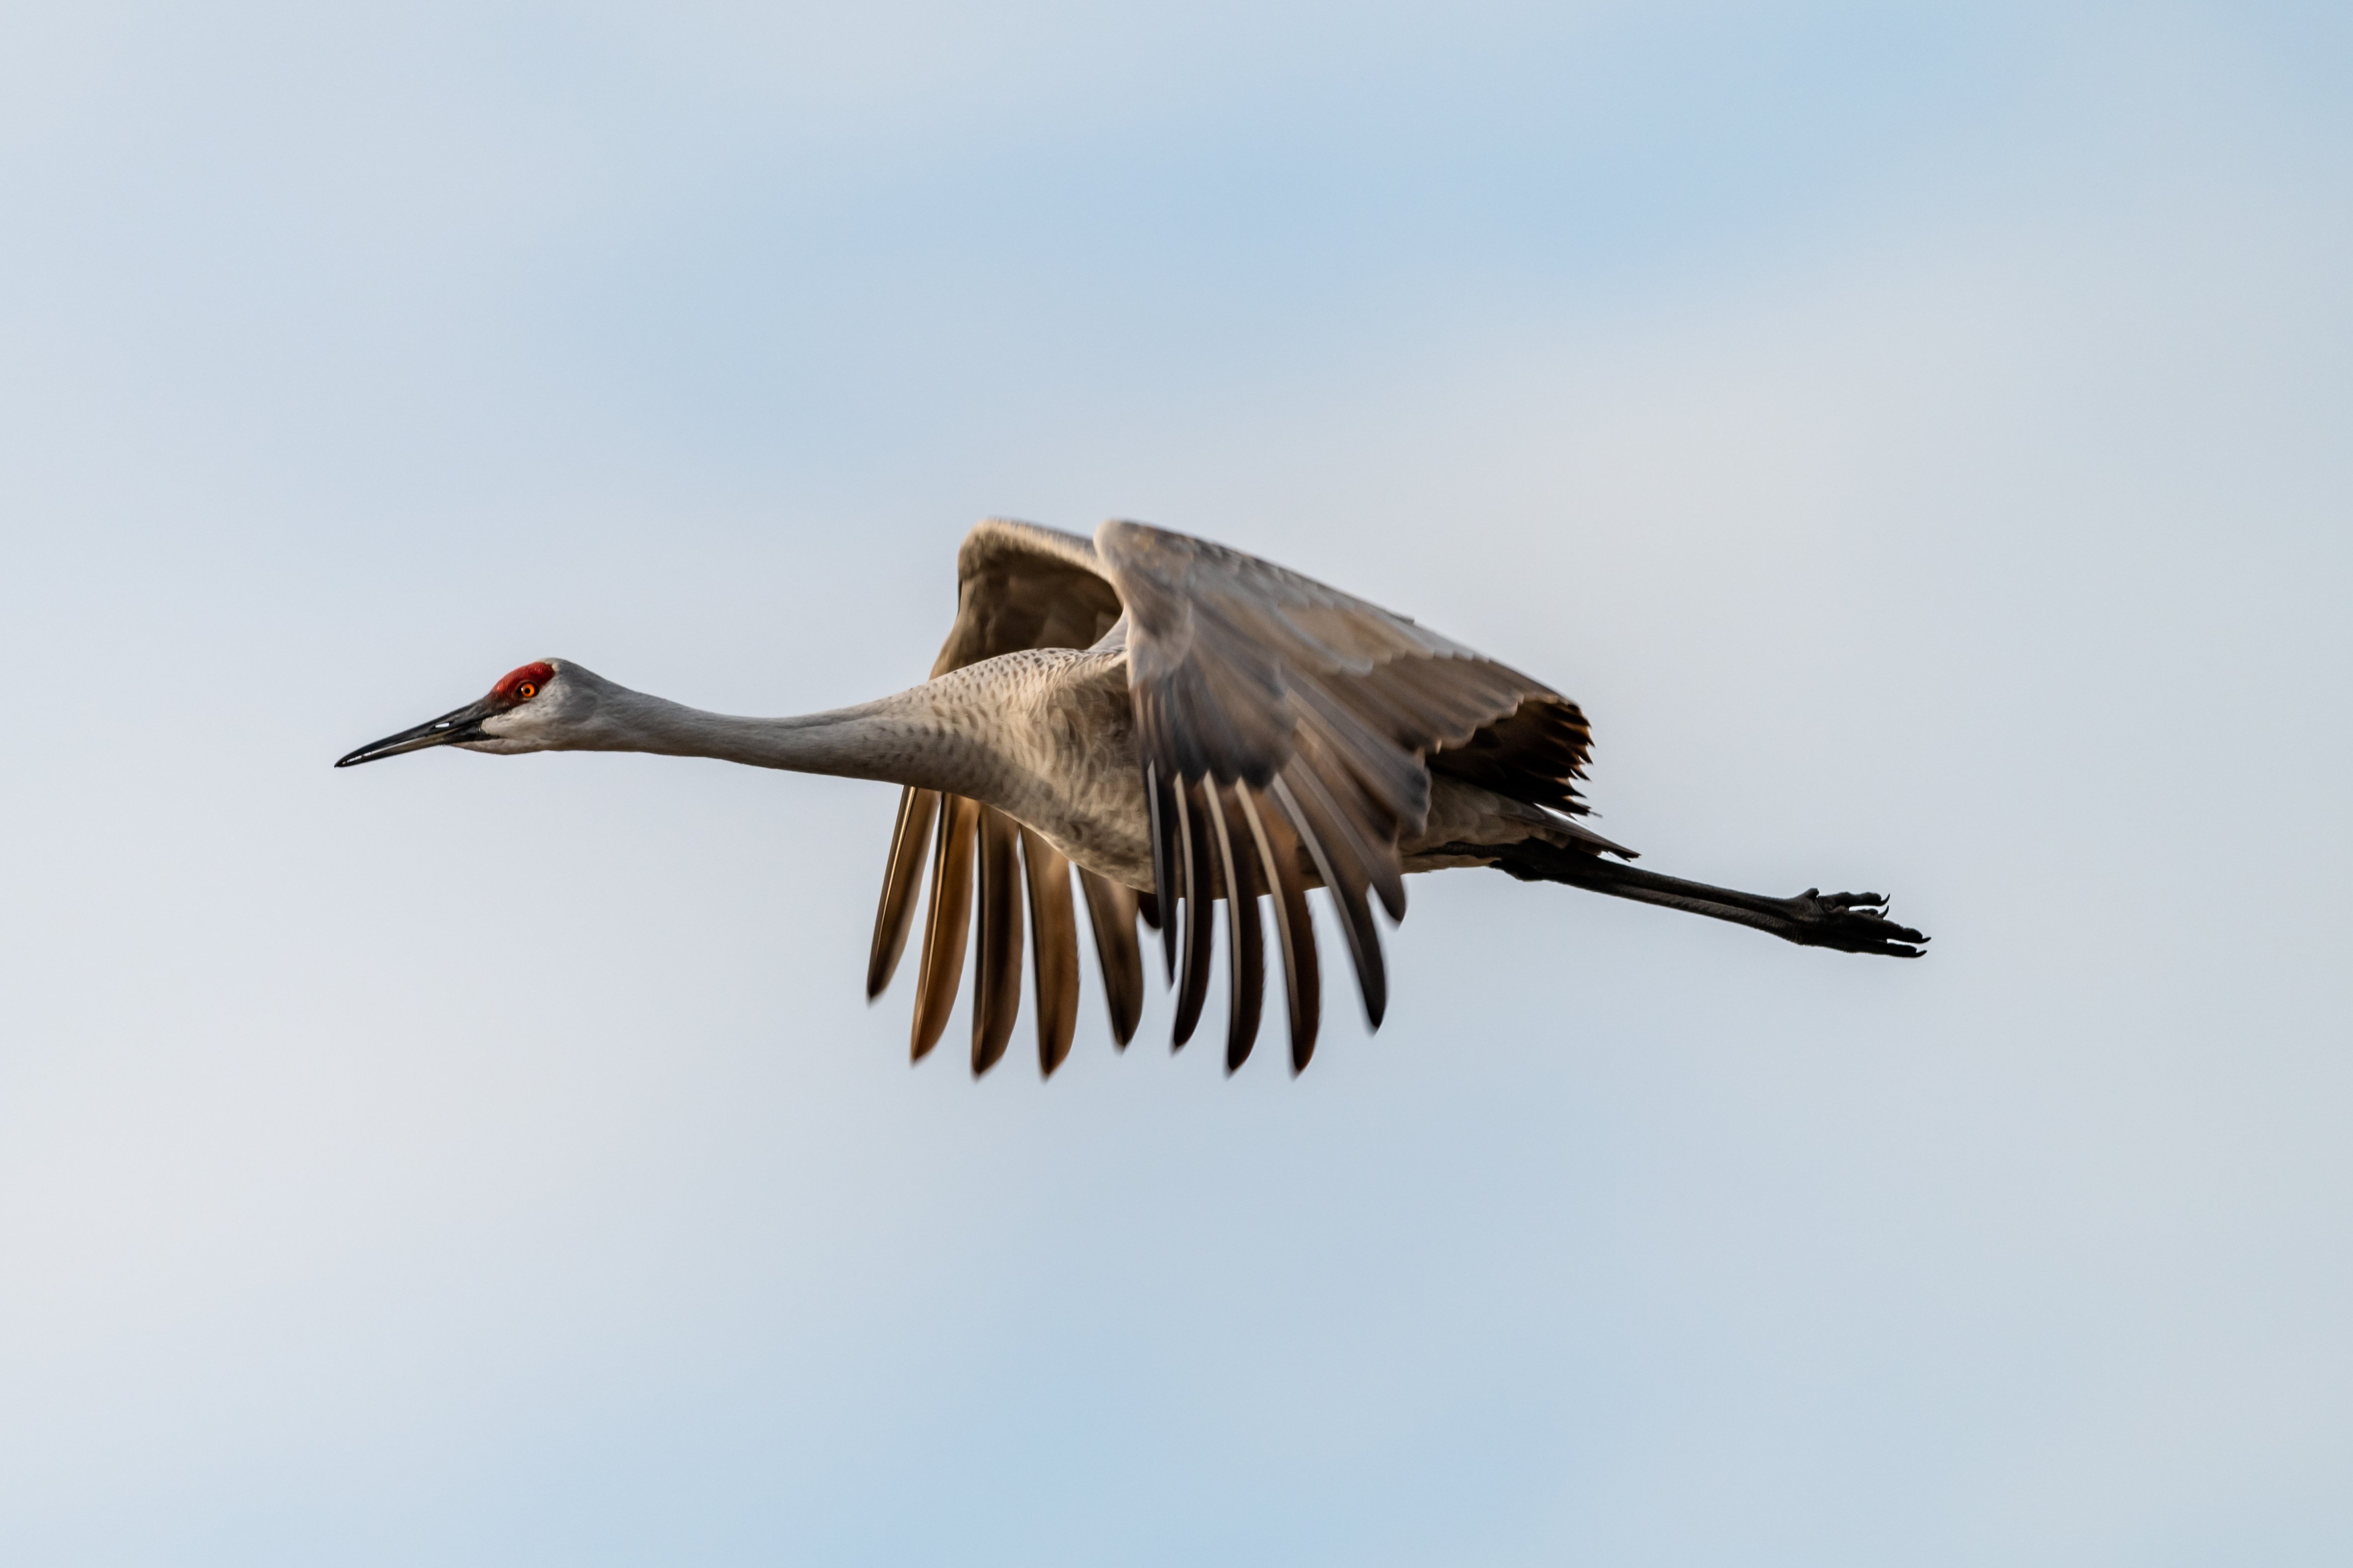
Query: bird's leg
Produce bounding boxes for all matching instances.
[1457,839,1929,956]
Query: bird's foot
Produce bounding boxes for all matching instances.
[1779,889,1928,957]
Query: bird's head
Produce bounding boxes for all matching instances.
[335,659,602,766]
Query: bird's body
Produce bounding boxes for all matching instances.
[341,518,1925,1075]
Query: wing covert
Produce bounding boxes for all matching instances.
[1094,519,1591,1041]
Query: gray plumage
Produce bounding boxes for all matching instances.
[338,518,1927,1077]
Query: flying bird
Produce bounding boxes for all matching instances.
[338,519,1925,1076]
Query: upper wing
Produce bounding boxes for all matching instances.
[865,521,1144,1077]
[869,517,1594,1079]
[922,519,1123,680]
[1093,520,1592,1070]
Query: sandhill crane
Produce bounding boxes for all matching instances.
[338,519,1925,1076]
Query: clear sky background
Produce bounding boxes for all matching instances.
[2,3,2347,1563]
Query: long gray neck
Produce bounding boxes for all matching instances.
[576,679,1008,801]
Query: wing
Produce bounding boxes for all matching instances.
[864,521,1145,1076]
[870,517,1593,1079]
[1093,519,1592,1070]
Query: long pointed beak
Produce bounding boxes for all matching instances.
[335,697,497,767]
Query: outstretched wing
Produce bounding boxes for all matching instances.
[870,517,1593,1079]
[1092,519,1592,1071]
[864,521,1145,1076]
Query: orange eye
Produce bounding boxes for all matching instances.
[516,682,537,699]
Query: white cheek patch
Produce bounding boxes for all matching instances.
[462,710,552,755]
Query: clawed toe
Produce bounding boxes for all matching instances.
[1786,888,1929,957]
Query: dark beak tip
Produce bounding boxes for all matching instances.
[334,700,492,771]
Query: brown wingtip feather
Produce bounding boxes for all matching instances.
[971,808,1025,1077]
[1203,787,1266,1072]
[910,796,979,1061]
[1018,828,1081,1078]
[1169,780,1216,1048]
[1146,763,1179,982]
[1239,788,1320,1072]
[1271,772,1388,1031]
[1077,869,1147,1048]
[867,788,939,999]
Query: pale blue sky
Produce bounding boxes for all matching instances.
[2,4,2348,1564]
